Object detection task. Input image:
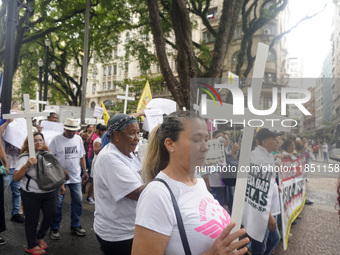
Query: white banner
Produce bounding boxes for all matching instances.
[279,157,306,250]
[143,109,164,132]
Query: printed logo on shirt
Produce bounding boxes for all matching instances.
[195,197,231,239]
[65,146,78,159]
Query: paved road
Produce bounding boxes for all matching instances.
[275,159,340,255]
[1,159,339,254]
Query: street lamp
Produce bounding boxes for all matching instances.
[38,58,43,111]
[38,38,56,110]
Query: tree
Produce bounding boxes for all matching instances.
[0,0,133,105]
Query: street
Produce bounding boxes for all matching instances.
[1,159,339,254]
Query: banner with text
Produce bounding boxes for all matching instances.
[279,157,306,250]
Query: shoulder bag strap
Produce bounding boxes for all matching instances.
[153,178,192,255]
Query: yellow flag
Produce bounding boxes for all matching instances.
[101,102,110,126]
[137,80,152,115]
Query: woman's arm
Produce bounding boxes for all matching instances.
[93,141,102,155]
[13,158,37,182]
[131,225,169,255]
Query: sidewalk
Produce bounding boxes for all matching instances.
[1,187,101,255]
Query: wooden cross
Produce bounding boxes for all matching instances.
[3,94,49,158]
[117,84,135,114]
[30,92,47,112]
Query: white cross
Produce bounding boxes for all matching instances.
[30,92,47,112]
[3,94,49,158]
[197,43,291,234]
[117,84,135,114]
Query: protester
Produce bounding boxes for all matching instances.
[47,112,58,122]
[85,124,100,193]
[13,133,57,254]
[81,124,94,193]
[250,128,281,255]
[322,141,329,162]
[0,121,10,246]
[49,118,88,240]
[312,143,319,161]
[86,125,107,205]
[94,114,145,255]
[132,112,249,255]
[281,139,297,160]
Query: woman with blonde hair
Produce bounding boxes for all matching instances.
[132,112,249,255]
[13,133,58,254]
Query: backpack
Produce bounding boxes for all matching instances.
[20,150,67,191]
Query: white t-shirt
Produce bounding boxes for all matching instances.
[49,134,85,184]
[135,171,231,255]
[322,144,328,152]
[251,146,280,216]
[90,136,101,178]
[16,154,53,194]
[94,143,143,242]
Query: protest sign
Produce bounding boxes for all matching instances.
[146,98,176,115]
[143,109,164,132]
[40,121,64,147]
[279,157,306,250]
[93,106,104,118]
[2,118,27,149]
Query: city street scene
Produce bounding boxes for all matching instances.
[0,0,340,255]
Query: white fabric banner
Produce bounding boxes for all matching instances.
[2,118,27,149]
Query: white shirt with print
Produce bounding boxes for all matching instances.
[94,143,143,242]
[49,134,85,184]
[135,171,231,255]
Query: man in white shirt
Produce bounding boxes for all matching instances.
[251,128,281,255]
[49,118,89,240]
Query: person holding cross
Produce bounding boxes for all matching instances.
[13,132,57,255]
[49,118,88,240]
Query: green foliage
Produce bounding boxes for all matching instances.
[112,75,166,114]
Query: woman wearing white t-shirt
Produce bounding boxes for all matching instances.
[94,113,145,255]
[132,112,249,255]
[13,133,58,255]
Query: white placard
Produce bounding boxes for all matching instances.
[40,121,64,147]
[93,106,104,118]
[2,118,27,149]
[204,139,226,166]
[40,121,64,132]
[146,98,176,115]
[143,109,164,132]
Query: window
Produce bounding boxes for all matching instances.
[202,31,215,43]
[268,49,276,62]
[264,73,276,83]
[207,7,218,20]
[113,64,117,75]
[92,84,96,94]
[263,97,273,109]
[108,81,111,90]
[125,62,129,73]
[113,83,117,90]
[108,66,112,76]
[103,67,107,76]
[125,32,130,43]
[114,49,118,59]
[231,52,247,65]
[90,102,96,109]
[103,82,106,90]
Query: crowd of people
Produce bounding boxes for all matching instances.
[0,108,339,255]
